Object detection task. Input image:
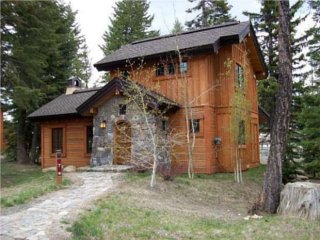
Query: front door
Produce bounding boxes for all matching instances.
[114,121,131,165]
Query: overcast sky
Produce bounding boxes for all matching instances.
[63,0,310,86]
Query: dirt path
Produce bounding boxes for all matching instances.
[0,172,119,240]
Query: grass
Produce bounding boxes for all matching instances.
[70,166,319,240]
[1,161,70,208]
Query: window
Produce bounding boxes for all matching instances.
[238,120,245,145]
[167,63,175,75]
[161,120,168,131]
[119,104,127,115]
[52,128,63,153]
[87,126,93,153]
[180,61,188,73]
[156,64,165,76]
[189,119,200,133]
[235,64,244,88]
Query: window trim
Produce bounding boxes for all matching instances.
[50,126,66,157]
[188,116,204,138]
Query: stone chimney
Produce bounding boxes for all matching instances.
[66,77,82,95]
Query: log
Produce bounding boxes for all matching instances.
[278,182,320,220]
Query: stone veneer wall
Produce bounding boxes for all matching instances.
[91,96,167,166]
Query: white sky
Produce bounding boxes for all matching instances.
[63,0,311,86]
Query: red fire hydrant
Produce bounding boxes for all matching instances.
[56,150,62,185]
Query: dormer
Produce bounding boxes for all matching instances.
[66,77,82,95]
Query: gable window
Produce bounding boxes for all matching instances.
[167,63,175,75]
[52,128,63,153]
[180,61,188,74]
[86,126,93,153]
[119,104,127,115]
[189,119,200,133]
[156,64,165,76]
[238,120,245,145]
[235,63,244,88]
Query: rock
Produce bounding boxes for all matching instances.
[77,166,91,171]
[63,165,76,172]
[42,167,56,172]
[295,174,308,181]
[295,169,307,176]
[278,182,320,220]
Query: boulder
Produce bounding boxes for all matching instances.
[278,182,320,220]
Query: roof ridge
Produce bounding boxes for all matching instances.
[131,21,241,45]
[73,87,102,94]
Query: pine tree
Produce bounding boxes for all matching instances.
[297,0,320,177]
[1,1,86,163]
[171,18,184,34]
[101,0,159,55]
[185,0,235,29]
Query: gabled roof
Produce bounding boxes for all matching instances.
[94,21,267,77]
[77,78,180,115]
[28,78,180,120]
[28,88,99,120]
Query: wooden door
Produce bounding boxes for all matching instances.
[114,121,131,165]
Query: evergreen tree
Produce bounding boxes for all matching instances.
[1,1,86,163]
[171,18,184,34]
[101,0,159,55]
[297,0,320,177]
[185,0,235,29]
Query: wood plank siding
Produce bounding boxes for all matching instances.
[110,38,260,173]
[40,118,92,168]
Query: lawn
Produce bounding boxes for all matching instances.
[1,161,70,208]
[71,166,320,240]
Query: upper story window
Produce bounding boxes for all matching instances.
[122,70,130,79]
[235,63,244,88]
[119,104,127,115]
[167,63,175,75]
[189,119,200,133]
[180,61,188,74]
[52,128,63,153]
[156,64,165,76]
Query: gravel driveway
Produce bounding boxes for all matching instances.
[0,172,118,240]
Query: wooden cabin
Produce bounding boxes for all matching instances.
[29,21,267,173]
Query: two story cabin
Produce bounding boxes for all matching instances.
[29,21,267,173]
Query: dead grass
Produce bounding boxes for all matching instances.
[1,161,70,208]
[70,166,320,240]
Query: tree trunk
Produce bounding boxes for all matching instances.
[29,123,39,163]
[16,110,30,164]
[278,182,320,220]
[262,0,292,213]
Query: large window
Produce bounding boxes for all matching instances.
[235,63,244,88]
[52,128,63,153]
[87,126,93,154]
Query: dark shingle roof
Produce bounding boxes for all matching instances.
[94,21,250,70]
[28,89,99,120]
